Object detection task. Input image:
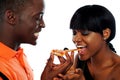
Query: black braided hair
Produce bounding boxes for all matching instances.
[107,43,116,53]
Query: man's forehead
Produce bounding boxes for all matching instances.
[32,0,44,8]
[32,0,44,4]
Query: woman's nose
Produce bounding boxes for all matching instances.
[72,34,82,43]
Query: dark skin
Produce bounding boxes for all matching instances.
[41,52,74,80]
[56,28,120,80]
[0,0,45,50]
[0,0,45,79]
[0,0,74,79]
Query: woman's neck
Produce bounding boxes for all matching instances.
[89,49,115,69]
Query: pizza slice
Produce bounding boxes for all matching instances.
[51,49,81,57]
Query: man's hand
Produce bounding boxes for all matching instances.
[41,51,74,80]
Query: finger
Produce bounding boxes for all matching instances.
[57,47,69,63]
[53,77,62,80]
[58,74,68,80]
[54,53,73,74]
[46,53,54,69]
[75,68,83,74]
[52,52,73,74]
[64,52,73,66]
[70,51,74,63]
[58,73,79,80]
[64,47,74,62]
[58,73,64,77]
[58,56,66,63]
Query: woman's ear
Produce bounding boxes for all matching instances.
[103,28,111,40]
[5,10,16,25]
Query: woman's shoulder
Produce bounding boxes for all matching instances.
[107,64,120,80]
[112,53,120,69]
[108,55,120,80]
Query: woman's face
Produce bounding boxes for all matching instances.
[72,29,105,60]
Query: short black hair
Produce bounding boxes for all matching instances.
[70,5,116,43]
[0,0,32,22]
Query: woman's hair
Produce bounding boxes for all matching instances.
[70,5,116,52]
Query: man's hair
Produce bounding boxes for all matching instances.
[0,0,32,23]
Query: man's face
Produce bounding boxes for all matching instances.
[14,0,45,45]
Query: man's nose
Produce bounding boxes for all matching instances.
[39,20,45,28]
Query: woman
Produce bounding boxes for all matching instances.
[41,4,120,80]
[58,5,120,80]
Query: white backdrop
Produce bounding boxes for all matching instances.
[21,0,120,80]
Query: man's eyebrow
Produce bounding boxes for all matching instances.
[35,12,43,16]
[39,11,44,15]
[40,12,44,14]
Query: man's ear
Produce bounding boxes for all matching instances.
[103,28,111,40]
[5,10,16,25]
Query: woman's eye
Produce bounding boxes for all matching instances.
[73,30,77,35]
[81,30,90,36]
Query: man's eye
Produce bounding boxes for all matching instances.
[39,13,43,20]
[35,17,39,21]
[35,13,43,20]
[35,14,44,24]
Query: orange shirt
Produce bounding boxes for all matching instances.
[0,42,34,80]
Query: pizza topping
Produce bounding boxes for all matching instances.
[51,48,81,57]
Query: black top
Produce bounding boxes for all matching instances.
[0,72,9,80]
[76,58,94,80]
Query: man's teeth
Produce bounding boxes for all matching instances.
[34,32,39,37]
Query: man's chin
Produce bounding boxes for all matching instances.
[28,41,37,46]
[31,42,37,45]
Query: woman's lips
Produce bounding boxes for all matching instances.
[76,45,87,55]
[78,48,86,54]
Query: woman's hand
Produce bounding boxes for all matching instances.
[57,68,85,80]
[41,51,74,80]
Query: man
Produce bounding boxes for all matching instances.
[0,0,44,79]
[0,0,73,80]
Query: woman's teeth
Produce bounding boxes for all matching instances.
[77,46,86,49]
